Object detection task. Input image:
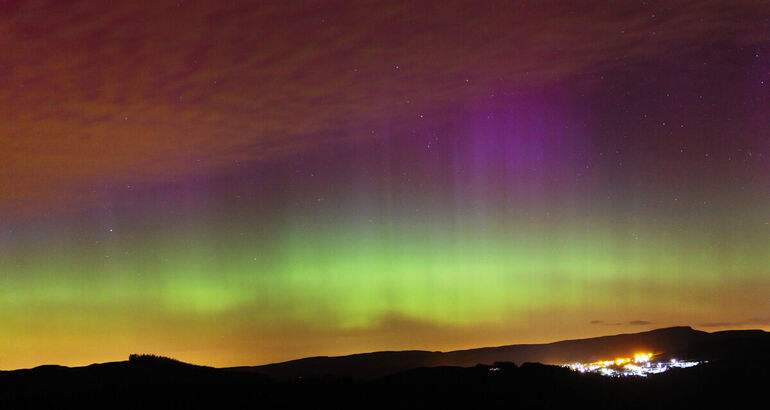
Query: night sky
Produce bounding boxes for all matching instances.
[1,0,768,370]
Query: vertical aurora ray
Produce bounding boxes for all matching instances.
[2,98,767,368]
[0,1,768,370]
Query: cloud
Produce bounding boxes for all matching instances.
[590,320,624,326]
[627,320,652,326]
[699,316,770,328]
[1,0,768,215]
[699,322,733,327]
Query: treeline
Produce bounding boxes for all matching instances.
[128,354,183,364]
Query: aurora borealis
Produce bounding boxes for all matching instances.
[1,1,768,370]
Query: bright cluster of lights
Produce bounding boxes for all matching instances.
[563,353,704,377]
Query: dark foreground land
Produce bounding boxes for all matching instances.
[2,327,768,409]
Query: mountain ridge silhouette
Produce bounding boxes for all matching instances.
[230,325,756,379]
[2,326,768,409]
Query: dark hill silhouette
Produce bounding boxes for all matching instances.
[1,327,767,409]
[232,326,760,380]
